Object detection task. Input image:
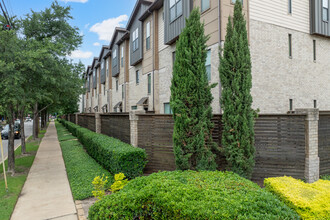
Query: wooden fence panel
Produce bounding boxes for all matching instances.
[100,113,130,144]
[137,114,306,180]
[319,114,330,175]
[253,115,306,180]
[77,114,95,132]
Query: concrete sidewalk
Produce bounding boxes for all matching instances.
[11,122,77,220]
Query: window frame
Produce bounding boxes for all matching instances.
[313,40,316,61]
[288,34,292,58]
[147,73,151,94]
[288,0,292,14]
[136,70,140,85]
[164,103,173,114]
[205,49,211,81]
[112,49,117,67]
[170,0,183,23]
[132,28,139,51]
[201,0,210,13]
[146,21,151,50]
[323,0,329,22]
[121,46,124,67]
[231,0,243,5]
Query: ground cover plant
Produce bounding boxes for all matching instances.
[265,176,330,219]
[321,174,330,180]
[59,119,147,179]
[89,171,299,220]
[0,131,46,220]
[55,122,113,200]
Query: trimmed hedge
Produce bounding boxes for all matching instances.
[59,119,147,179]
[89,171,299,220]
[265,176,330,220]
[55,122,113,200]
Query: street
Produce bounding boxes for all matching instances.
[0,121,33,161]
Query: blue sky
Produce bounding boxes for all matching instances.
[7,0,137,68]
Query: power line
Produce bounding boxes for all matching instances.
[1,0,11,25]
[0,2,10,26]
[5,0,13,20]
[2,0,10,19]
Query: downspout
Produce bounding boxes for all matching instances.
[151,9,155,112]
[218,0,222,113]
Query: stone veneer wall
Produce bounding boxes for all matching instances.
[250,19,330,113]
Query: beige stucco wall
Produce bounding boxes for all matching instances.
[250,19,330,113]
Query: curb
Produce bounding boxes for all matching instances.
[1,135,31,162]
[75,201,87,220]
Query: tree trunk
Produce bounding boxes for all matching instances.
[33,102,39,140]
[7,107,15,174]
[19,106,26,154]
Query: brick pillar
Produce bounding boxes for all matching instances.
[95,113,101,133]
[296,108,320,183]
[75,113,79,125]
[129,109,145,147]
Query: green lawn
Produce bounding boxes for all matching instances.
[55,121,113,200]
[0,129,47,220]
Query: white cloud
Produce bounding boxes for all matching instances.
[90,15,128,41]
[68,50,93,59]
[93,42,100,46]
[60,0,88,3]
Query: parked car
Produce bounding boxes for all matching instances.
[1,123,21,139]
[26,117,32,122]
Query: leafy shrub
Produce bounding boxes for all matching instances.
[89,171,299,220]
[55,122,113,200]
[110,173,128,193]
[321,175,330,180]
[92,175,108,200]
[60,119,147,179]
[265,176,330,219]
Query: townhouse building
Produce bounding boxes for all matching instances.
[83,0,330,114]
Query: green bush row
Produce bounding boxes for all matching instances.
[59,119,147,179]
[89,171,299,220]
[55,122,113,200]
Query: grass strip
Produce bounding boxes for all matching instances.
[0,129,46,220]
[55,121,113,200]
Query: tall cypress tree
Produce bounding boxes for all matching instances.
[170,9,217,171]
[219,2,256,179]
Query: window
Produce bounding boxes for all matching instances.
[148,73,151,94]
[131,105,137,110]
[289,99,293,111]
[323,0,329,21]
[103,85,106,95]
[132,28,139,51]
[116,79,118,91]
[288,0,292,14]
[201,0,210,12]
[164,103,173,114]
[206,50,211,81]
[314,100,317,108]
[146,22,151,50]
[136,70,140,84]
[121,46,124,67]
[313,40,316,61]
[170,0,183,22]
[113,49,117,67]
[231,0,243,5]
[172,51,176,65]
[122,84,124,99]
[105,58,108,76]
[288,34,292,58]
